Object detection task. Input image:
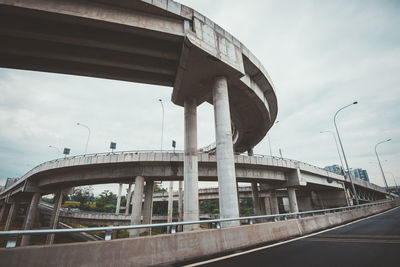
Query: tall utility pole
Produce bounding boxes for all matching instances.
[334,102,359,205]
[320,130,345,173]
[375,139,391,191]
[77,122,90,154]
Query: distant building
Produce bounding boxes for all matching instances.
[323,164,343,175]
[351,168,370,182]
[324,165,370,182]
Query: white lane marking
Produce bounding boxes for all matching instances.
[184,206,400,267]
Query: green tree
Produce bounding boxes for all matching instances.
[71,186,94,209]
[95,190,117,212]
[154,183,167,193]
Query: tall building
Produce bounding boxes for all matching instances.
[323,164,343,175]
[352,168,370,182]
[324,165,370,182]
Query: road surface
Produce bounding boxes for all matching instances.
[190,207,400,267]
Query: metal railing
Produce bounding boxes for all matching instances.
[0,199,393,248]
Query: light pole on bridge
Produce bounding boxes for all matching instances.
[320,130,345,173]
[267,120,279,157]
[375,139,391,191]
[77,122,91,154]
[385,172,399,195]
[334,101,359,205]
[48,145,61,158]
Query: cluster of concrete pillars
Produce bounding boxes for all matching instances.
[129,177,155,237]
[182,76,240,230]
[113,179,157,237]
[0,192,44,246]
[250,183,299,216]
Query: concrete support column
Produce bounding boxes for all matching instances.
[212,76,239,227]
[125,183,132,215]
[4,201,18,231]
[178,180,183,232]
[270,190,279,214]
[130,176,144,237]
[46,191,64,245]
[167,181,174,232]
[236,182,241,216]
[183,98,199,231]
[0,204,6,224]
[21,192,41,246]
[287,188,299,213]
[251,182,260,215]
[142,181,154,226]
[115,183,123,214]
[264,197,272,215]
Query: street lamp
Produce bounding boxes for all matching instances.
[375,139,391,191]
[158,99,164,151]
[385,172,399,195]
[267,120,279,157]
[48,145,61,158]
[77,122,90,154]
[320,130,345,173]
[334,101,359,205]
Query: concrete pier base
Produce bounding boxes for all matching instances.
[251,182,260,215]
[287,188,299,213]
[21,192,41,246]
[130,176,144,237]
[142,181,154,235]
[115,183,123,214]
[0,204,6,225]
[4,201,18,231]
[183,98,199,231]
[178,180,183,232]
[270,190,280,215]
[46,191,63,245]
[125,184,132,215]
[167,181,174,233]
[264,197,272,215]
[212,76,240,227]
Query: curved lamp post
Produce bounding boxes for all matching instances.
[77,122,91,154]
[48,145,61,158]
[320,130,344,173]
[334,101,359,205]
[375,139,391,191]
[385,171,399,195]
[267,120,279,157]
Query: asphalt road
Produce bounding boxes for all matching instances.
[194,207,400,267]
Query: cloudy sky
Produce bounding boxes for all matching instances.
[0,0,399,194]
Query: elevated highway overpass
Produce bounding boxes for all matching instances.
[0,0,279,240]
[0,1,393,262]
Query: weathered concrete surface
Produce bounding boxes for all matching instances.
[213,76,240,226]
[183,98,199,231]
[21,192,41,246]
[0,0,277,154]
[1,201,396,267]
[130,176,144,237]
[1,152,386,204]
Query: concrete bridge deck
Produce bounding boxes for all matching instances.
[0,152,385,199]
[0,0,277,152]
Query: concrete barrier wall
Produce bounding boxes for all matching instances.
[0,201,397,267]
